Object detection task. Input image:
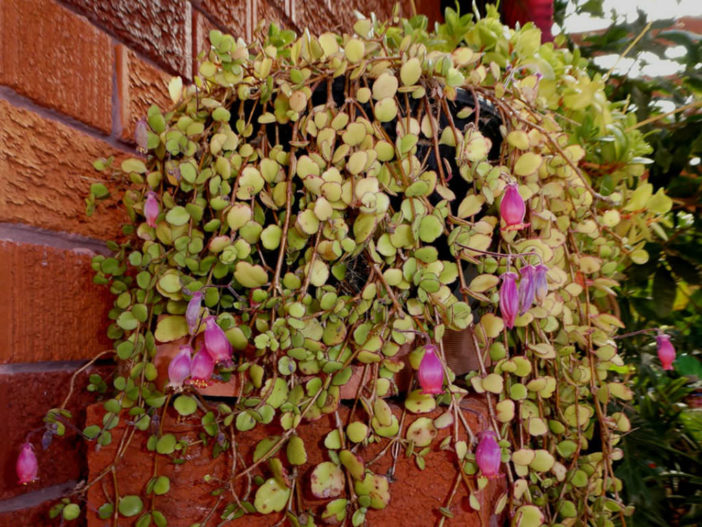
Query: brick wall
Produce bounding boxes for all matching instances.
[0,0,441,523]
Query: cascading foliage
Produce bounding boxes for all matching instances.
[71,5,673,526]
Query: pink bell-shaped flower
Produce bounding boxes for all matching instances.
[144,191,160,228]
[500,183,527,230]
[656,334,676,371]
[16,442,38,485]
[518,265,536,315]
[186,292,204,335]
[418,344,444,395]
[533,264,548,303]
[167,346,192,390]
[500,272,519,329]
[187,350,215,388]
[204,316,233,366]
[475,430,501,478]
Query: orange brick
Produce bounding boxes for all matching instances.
[0,100,129,240]
[0,241,113,363]
[61,0,192,77]
[0,0,112,133]
[116,45,172,143]
[196,0,247,37]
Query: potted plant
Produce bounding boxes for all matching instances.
[23,5,672,526]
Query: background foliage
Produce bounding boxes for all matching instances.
[553,1,702,524]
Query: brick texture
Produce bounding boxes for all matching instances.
[59,0,192,78]
[116,45,172,143]
[0,0,112,133]
[87,399,505,527]
[195,0,247,37]
[0,100,129,240]
[0,364,111,501]
[0,241,113,364]
[192,9,218,70]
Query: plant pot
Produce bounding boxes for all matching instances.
[85,397,506,526]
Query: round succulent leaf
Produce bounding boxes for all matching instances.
[118,496,143,517]
[174,395,198,416]
[404,389,437,414]
[310,462,345,498]
[254,478,290,514]
[405,417,437,447]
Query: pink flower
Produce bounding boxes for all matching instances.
[518,265,536,315]
[167,346,192,390]
[16,442,38,485]
[656,334,676,371]
[186,292,204,335]
[418,344,444,395]
[533,264,548,303]
[144,191,160,228]
[500,183,526,230]
[187,350,214,388]
[204,317,233,366]
[475,430,501,478]
[500,272,519,329]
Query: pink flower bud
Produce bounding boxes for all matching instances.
[418,344,444,395]
[500,272,519,329]
[204,316,233,366]
[144,191,160,228]
[533,264,548,303]
[135,119,149,153]
[475,430,501,478]
[656,334,676,371]
[500,183,526,229]
[16,442,38,485]
[186,292,204,334]
[167,346,192,390]
[518,265,536,315]
[187,350,214,388]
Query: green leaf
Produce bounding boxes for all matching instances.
[174,395,198,416]
[153,475,171,495]
[118,495,143,517]
[652,268,676,318]
[156,434,177,455]
[62,503,80,520]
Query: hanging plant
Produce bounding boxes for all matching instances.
[28,4,674,526]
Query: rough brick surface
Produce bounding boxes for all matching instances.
[59,0,192,77]
[0,0,112,133]
[0,501,54,527]
[87,399,505,526]
[0,364,112,501]
[192,9,218,69]
[116,46,172,143]
[0,241,113,364]
[0,100,128,240]
[195,0,247,37]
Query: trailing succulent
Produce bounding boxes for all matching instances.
[36,5,675,526]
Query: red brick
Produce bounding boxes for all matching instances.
[0,241,113,364]
[0,100,129,240]
[0,364,112,501]
[194,0,247,37]
[0,0,112,133]
[116,45,172,143]
[192,9,218,71]
[257,0,292,33]
[60,0,192,77]
[0,502,54,527]
[87,399,505,526]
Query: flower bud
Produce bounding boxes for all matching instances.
[16,442,38,485]
[418,344,444,395]
[187,350,215,388]
[475,430,501,478]
[518,265,536,315]
[500,272,519,329]
[134,119,149,153]
[656,334,676,371]
[186,292,204,334]
[204,316,233,366]
[144,191,160,228]
[167,346,192,390]
[533,264,548,303]
[500,183,526,228]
